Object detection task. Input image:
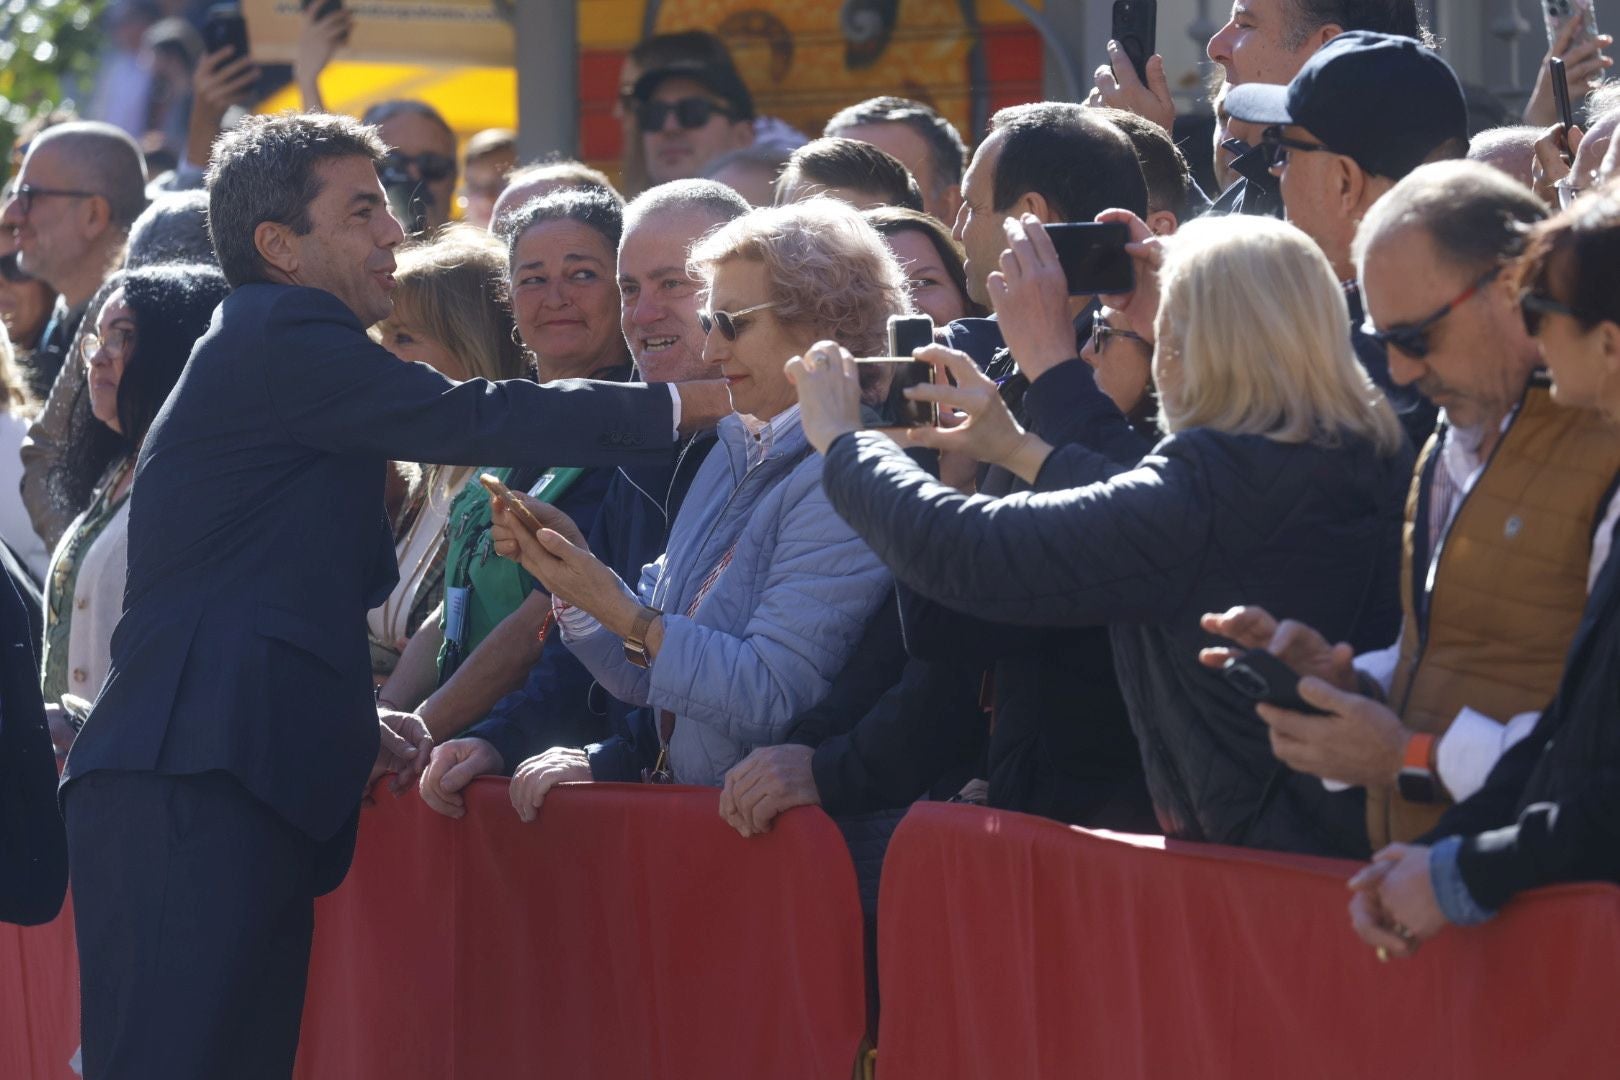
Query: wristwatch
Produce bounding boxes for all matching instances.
[623,605,662,669]
[1396,732,1440,803]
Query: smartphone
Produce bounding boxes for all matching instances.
[202,3,250,61]
[852,315,937,429]
[1112,0,1157,86]
[1551,56,1576,164]
[1544,0,1605,88]
[479,473,547,535]
[1045,222,1134,296]
[300,0,344,19]
[1221,649,1330,716]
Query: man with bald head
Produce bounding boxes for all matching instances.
[1,121,147,394]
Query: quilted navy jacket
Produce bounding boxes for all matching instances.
[821,426,1412,857]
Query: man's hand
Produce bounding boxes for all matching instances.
[987,214,1081,383]
[186,46,259,167]
[369,708,433,799]
[718,744,821,837]
[904,345,1051,481]
[508,746,592,822]
[1523,18,1613,126]
[1256,677,1409,788]
[674,380,735,435]
[1349,844,1448,958]
[1198,605,1360,693]
[1088,43,1176,135]
[1532,121,1584,206]
[295,2,353,110]
[1094,209,1164,345]
[419,737,503,819]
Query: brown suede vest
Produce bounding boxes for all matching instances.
[1371,376,1620,846]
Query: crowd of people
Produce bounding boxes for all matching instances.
[4,0,1620,1073]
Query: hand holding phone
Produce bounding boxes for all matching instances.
[480,473,547,535]
[852,315,939,430]
[1045,222,1135,296]
[1111,0,1158,86]
[1221,648,1331,716]
[202,3,250,62]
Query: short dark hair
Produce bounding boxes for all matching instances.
[988,104,1148,221]
[127,190,216,269]
[206,113,388,288]
[775,137,925,212]
[1092,108,1193,222]
[1520,184,1620,330]
[1354,160,1548,277]
[1286,0,1430,48]
[503,187,625,267]
[824,95,969,197]
[863,205,988,319]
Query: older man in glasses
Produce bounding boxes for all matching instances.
[1226,31,1469,448]
[1205,162,1620,871]
[633,60,756,186]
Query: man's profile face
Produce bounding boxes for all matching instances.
[1207,0,1322,87]
[1273,123,1343,260]
[0,141,95,290]
[618,210,715,384]
[640,77,754,184]
[291,155,406,327]
[953,130,1009,308]
[376,111,458,231]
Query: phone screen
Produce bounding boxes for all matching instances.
[1045,222,1134,296]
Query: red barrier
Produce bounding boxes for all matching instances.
[875,802,1620,1080]
[0,780,868,1080]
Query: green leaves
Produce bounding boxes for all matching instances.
[0,0,108,179]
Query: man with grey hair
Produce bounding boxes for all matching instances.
[1207,162,1620,884]
[1467,124,1542,188]
[0,121,147,396]
[60,112,727,1078]
[420,178,749,814]
[20,189,216,549]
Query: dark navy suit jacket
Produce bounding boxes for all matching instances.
[62,284,676,843]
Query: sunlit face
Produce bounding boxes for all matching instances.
[953,129,1009,307]
[0,141,99,289]
[884,227,969,327]
[1207,0,1320,86]
[641,77,754,185]
[376,111,458,232]
[510,217,622,380]
[282,156,405,328]
[618,210,715,384]
[1531,255,1619,413]
[702,257,812,420]
[85,288,135,435]
[377,300,468,381]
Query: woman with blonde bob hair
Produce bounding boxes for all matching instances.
[790,214,1412,857]
[482,198,901,817]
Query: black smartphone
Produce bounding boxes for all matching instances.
[854,314,936,429]
[202,3,250,61]
[1221,649,1330,716]
[301,0,344,19]
[1112,0,1157,86]
[1045,222,1134,296]
[1551,56,1576,164]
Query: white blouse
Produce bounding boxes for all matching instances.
[59,498,130,700]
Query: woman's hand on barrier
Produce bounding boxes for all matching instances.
[904,345,1053,483]
[419,737,504,819]
[719,744,821,837]
[1094,209,1164,345]
[1349,844,1448,959]
[988,214,1080,383]
[786,341,865,455]
[508,746,593,823]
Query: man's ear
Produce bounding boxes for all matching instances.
[82,194,113,242]
[1313,23,1345,52]
[254,220,300,279]
[1019,191,1053,222]
[1146,209,1179,237]
[1339,157,1368,213]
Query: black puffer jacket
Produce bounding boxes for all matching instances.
[821,426,1411,857]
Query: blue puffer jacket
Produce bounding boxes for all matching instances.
[565,409,891,786]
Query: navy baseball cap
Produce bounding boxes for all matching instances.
[1224,31,1467,179]
[633,61,756,122]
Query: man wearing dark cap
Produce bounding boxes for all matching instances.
[634,60,756,185]
[1226,30,1468,445]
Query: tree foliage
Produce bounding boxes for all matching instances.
[0,0,108,179]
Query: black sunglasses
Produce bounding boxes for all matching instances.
[1520,292,1599,336]
[1361,265,1501,359]
[1260,125,1333,167]
[5,183,99,217]
[697,301,777,341]
[637,96,734,134]
[380,151,457,183]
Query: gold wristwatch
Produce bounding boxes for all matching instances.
[623,605,662,668]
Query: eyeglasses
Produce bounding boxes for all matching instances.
[5,183,99,217]
[379,151,457,183]
[1089,322,1146,355]
[1361,265,1502,359]
[697,301,777,341]
[1261,125,1332,168]
[637,97,734,134]
[1520,291,1598,336]
[79,326,136,365]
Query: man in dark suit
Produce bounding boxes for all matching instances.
[59,112,726,1078]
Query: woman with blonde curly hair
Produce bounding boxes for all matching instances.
[483,198,905,816]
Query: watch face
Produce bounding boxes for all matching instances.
[1397,768,1438,804]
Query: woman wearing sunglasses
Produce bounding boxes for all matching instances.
[485,199,900,817]
[791,215,1412,857]
[40,264,229,750]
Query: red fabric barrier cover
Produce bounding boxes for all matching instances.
[876,802,1620,1080]
[0,780,867,1079]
